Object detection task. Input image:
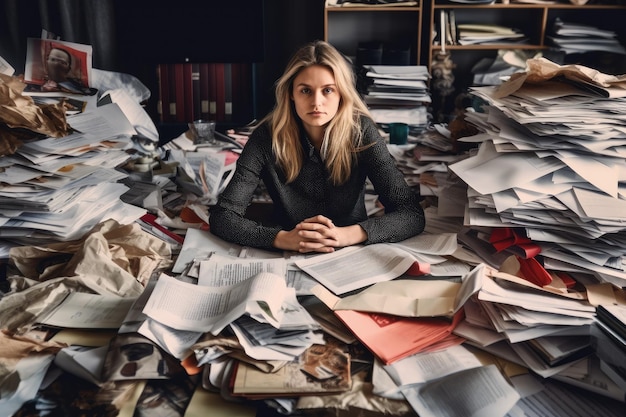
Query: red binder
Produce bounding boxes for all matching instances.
[208,63,217,120]
[191,62,201,121]
[215,63,225,122]
[199,63,210,120]
[156,63,170,123]
[182,62,194,122]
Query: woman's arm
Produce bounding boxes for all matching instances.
[209,128,283,249]
[357,118,426,243]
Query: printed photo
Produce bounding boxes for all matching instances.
[24,38,95,95]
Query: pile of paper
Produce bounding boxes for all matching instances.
[361,65,431,136]
[0,101,148,257]
[450,58,626,288]
[547,18,626,55]
[457,23,526,46]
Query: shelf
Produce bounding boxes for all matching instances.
[427,0,626,120]
[432,44,545,50]
[324,4,423,65]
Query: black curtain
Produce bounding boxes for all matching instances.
[0,0,117,75]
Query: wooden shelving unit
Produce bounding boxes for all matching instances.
[426,1,626,118]
[324,3,424,65]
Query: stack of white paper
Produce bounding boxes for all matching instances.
[0,102,146,256]
[362,65,431,135]
[449,69,626,287]
[547,18,626,55]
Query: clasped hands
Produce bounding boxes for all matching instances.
[273,215,367,253]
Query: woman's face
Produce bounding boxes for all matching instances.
[291,64,341,136]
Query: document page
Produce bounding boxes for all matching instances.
[401,364,520,417]
[38,292,136,329]
[295,244,416,295]
[198,253,287,287]
[142,272,288,335]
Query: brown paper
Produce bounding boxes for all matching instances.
[0,73,69,156]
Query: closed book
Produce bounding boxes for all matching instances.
[199,63,210,120]
[230,63,241,122]
[191,62,201,121]
[208,63,217,120]
[182,62,194,122]
[156,63,170,122]
[224,62,232,122]
[215,63,225,122]
[167,63,181,122]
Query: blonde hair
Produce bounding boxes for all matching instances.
[260,40,372,185]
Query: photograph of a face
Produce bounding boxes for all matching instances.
[24,38,94,95]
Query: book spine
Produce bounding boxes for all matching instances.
[156,63,170,123]
[224,63,232,122]
[199,63,210,120]
[208,63,217,120]
[215,63,225,122]
[182,62,194,122]
[167,63,179,122]
[191,62,201,121]
[231,63,241,123]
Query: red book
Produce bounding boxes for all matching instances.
[214,63,225,122]
[167,63,184,122]
[224,63,232,122]
[156,63,170,123]
[182,62,194,122]
[199,63,210,120]
[208,63,217,120]
[191,62,202,121]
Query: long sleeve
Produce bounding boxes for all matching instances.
[209,124,283,250]
[355,117,425,244]
[209,117,425,249]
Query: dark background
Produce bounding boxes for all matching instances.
[0,0,325,139]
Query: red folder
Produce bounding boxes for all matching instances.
[333,309,464,365]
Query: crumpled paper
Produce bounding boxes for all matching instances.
[494,57,626,99]
[0,73,68,156]
[1,219,172,333]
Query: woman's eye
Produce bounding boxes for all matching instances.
[301,88,311,94]
[324,87,335,94]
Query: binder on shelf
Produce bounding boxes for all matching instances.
[199,63,210,120]
[208,63,217,120]
[215,63,226,122]
[182,63,194,123]
[231,63,241,122]
[191,62,202,121]
[224,63,233,122]
[156,63,170,123]
[167,63,180,122]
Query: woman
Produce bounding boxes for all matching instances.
[210,40,425,253]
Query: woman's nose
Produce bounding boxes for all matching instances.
[312,90,324,106]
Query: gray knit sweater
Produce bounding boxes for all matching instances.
[210,116,425,250]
